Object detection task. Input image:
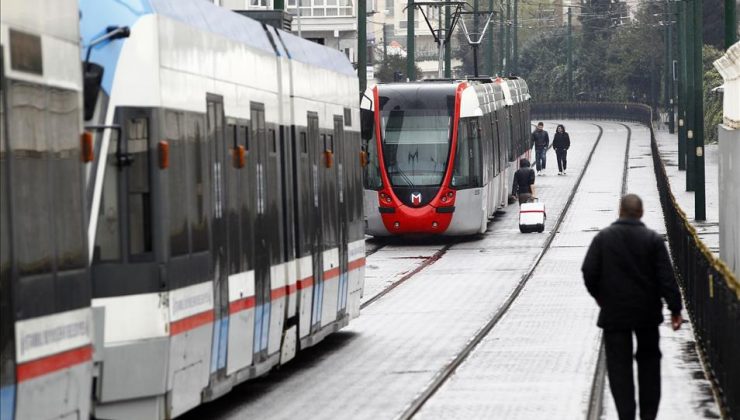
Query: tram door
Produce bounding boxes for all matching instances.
[334,115,349,316]
[251,103,271,362]
[207,95,230,378]
[307,113,323,332]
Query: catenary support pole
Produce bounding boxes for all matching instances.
[407,0,416,80]
[685,0,696,191]
[512,0,518,74]
[567,7,572,101]
[359,0,367,92]
[726,0,738,49]
[445,4,451,77]
[667,0,674,133]
[498,7,504,73]
[487,0,494,75]
[383,23,388,62]
[677,0,687,170]
[504,0,511,74]
[693,0,705,220]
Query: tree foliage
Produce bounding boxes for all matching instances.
[375,54,422,83]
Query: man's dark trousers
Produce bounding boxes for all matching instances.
[535,148,546,171]
[604,327,661,420]
[556,149,567,172]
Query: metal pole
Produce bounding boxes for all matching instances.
[726,0,738,48]
[693,0,705,220]
[473,46,479,77]
[383,22,388,62]
[512,0,518,74]
[296,0,302,37]
[504,0,511,74]
[407,0,416,80]
[445,4,452,78]
[567,7,572,101]
[677,0,687,171]
[498,8,504,73]
[667,0,674,133]
[685,0,696,191]
[486,0,494,75]
[474,0,479,76]
[664,3,670,125]
[359,0,367,92]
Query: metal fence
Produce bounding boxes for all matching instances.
[533,102,740,419]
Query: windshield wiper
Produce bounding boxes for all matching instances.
[390,165,414,187]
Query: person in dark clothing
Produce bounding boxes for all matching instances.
[553,124,570,175]
[581,194,683,420]
[530,122,549,175]
[511,158,536,204]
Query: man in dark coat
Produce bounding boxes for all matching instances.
[530,122,549,175]
[511,158,536,204]
[553,124,570,175]
[582,194,683,420]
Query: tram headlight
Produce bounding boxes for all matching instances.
[393,222,400,229]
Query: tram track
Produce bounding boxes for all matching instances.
[397,122,612,420]
[585,122,632,420]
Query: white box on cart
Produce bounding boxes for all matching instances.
[519,201,546,233]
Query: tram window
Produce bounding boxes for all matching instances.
[127,117,152,257]
[321,134,326,151]
[94,129,121,262]
[452,118,482,189]
[168,111,189,257]
[9,81,53,275]
[327,135,334,152]
[241,125,249,150]
[300,132,308,154]
[269,129,277,153]
[191,116,209,252]
[343,108,351,126]
[363,136,382,190]
[49,88,85,269]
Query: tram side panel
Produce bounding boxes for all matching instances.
[1,2,94,419]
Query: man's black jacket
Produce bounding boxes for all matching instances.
[581,218,682,330]
[531,129,549,150]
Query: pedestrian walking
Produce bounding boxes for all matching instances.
[511,158,536,204]
[553,124,570,175]
[581,194,683,420]
[530,122,549,175]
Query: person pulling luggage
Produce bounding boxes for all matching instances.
[553,124,570,175]
[512,158,536,204]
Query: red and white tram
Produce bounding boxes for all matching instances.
[361,78,531,236]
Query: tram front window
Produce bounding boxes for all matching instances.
[381,109,450,187]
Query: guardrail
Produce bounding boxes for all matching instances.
[533,102,740,419]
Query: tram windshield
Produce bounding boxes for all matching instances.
[381,109,451,187]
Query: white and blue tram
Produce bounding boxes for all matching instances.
[81,0,365,418]
[361,78,531,236]
[1,1,93,419]
[1,0,365,418]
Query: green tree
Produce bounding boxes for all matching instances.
[375,54,422,83]
[703,45,724,143]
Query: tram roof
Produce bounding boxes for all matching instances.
[80,0,355,94]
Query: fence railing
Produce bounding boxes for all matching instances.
[533,102,740,419]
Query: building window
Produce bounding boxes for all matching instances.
[250,0,268,6]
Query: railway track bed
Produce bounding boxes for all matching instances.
[185,121,632,419]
